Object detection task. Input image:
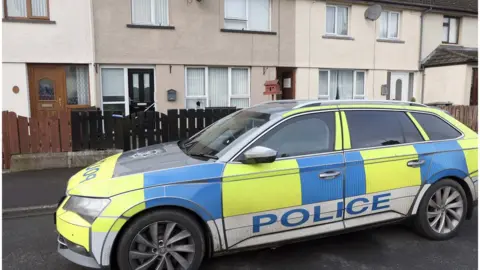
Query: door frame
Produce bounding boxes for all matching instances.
[389,71,410,101]
[99,65,156,116]
[28,64,92,119]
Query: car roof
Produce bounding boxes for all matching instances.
[246,99,443,118]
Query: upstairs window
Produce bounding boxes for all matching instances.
[132,0,169,26]
[326,5,348,36]
[224,0,270,31]
[5,0,49,19]
[443,16,459,44]
[379,11,400,39]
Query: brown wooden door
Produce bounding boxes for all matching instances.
[28,65,66,119]
[470,68,478,106]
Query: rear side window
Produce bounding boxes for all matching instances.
[247,112,335,158]
[345,110,424,149]
[410,112,462,140]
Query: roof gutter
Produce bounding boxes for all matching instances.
[420,7,433,104]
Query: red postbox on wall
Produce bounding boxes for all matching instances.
[263,80,281,95]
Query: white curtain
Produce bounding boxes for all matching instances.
[329,71,338,100]
[355,72,365,98]
[31,0,47,17]
[319,71,329,99]
[155,0,168,25]
[186,68,206,108]
[66,66,89,105]
[326,6,335,34]
[208,68,229,107]
[225,0,246,19]
[102,69,125,102]
[337,7,348,35]
[249,0,269,31]
[6,0,26,17]
[380,12,388,38]
[449,18,458,43]
[132,0,152,25]
[388,12,399,38]
[338,71,353,99]
[231,68,249,108]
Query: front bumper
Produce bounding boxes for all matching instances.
[57,234,102,269]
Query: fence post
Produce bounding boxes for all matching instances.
[2,111,11,169]
[168,110,179,141]
[71,111,82,151]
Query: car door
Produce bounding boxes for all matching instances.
[340,109,427,228]
[221,111,346,250]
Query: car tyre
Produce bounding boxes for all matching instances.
[414,178,468,240]
[117,209,206,270]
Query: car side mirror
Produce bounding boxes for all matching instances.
[240,146,277,164]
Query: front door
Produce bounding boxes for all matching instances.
[341,109,427,228]
[28,65,66,119]
[390,72,409,101]
[128,69,155,113]
[222,111,345,249]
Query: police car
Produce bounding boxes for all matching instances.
[55,100,478,270]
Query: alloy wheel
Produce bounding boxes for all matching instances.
[427,186,464,234]
[129,221,195,270]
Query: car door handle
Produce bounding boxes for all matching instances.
[407,159,425,167]
[319,171,341,179]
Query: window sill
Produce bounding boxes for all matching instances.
[126,24,175,30]
[220,28,277,35]
[322,35,354,41]
[377,38,405,44]
[441,42,459,45]
[2,18,56,24]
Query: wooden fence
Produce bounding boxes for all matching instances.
[439,105,478,132]
[71,108,238,151]
[2,111,71,169]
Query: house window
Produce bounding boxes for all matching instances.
[5,0,48,19]
[319,70,365,100]
[326,5,348,36]
[185,67,250,109]
[101,68,127,115]
[66,66,89,105]
[224,0,270,31]
[443,16,459,44]
[379,11,400,39]
[132,0,169,26]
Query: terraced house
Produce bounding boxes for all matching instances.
[2,0,478,118]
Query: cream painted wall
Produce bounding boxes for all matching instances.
[421,13,478,59]
[295,0,420,71]
[2,0,94,63]
[2,63,30,117]
[423,64,471,105]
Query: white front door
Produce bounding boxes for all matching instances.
[389,72,409,101]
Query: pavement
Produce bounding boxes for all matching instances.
[1,168,478,269]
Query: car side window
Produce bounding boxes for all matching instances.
[243,112,336,158]
[410,112,462,140]
[345,110,424,149]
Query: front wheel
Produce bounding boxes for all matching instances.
[116,209,206,270]
[414,179,467,240]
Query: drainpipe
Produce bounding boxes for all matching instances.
[419,7,433,103]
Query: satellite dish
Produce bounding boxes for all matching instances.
[365,4,383,21]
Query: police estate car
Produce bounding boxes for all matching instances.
[56,100,478,270]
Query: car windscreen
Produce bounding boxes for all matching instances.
[181,110,271,157]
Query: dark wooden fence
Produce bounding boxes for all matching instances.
[70,108,238,151]
[439,105,478,132]
[2,111,71,169]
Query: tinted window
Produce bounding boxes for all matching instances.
[410,112,462,140]
[247,113,336,158]
[346,110,423,149]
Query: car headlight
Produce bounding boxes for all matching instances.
[63,196,110,223]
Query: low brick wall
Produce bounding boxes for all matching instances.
[8,150,122,172]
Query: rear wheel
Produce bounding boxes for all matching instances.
[116,209,206,270]
[414,179,467,240]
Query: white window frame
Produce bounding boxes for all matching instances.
[318,69,366,100]
[325,4,349,36]
[185,67,251,108]
[131,0,169,26]
[379,11,401,39]
[100,65,156,116]
[224,0,271,31]
[442,16,459,44]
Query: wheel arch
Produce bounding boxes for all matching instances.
[109,203,217,269]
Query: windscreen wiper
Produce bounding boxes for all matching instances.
[188,153,219,160]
